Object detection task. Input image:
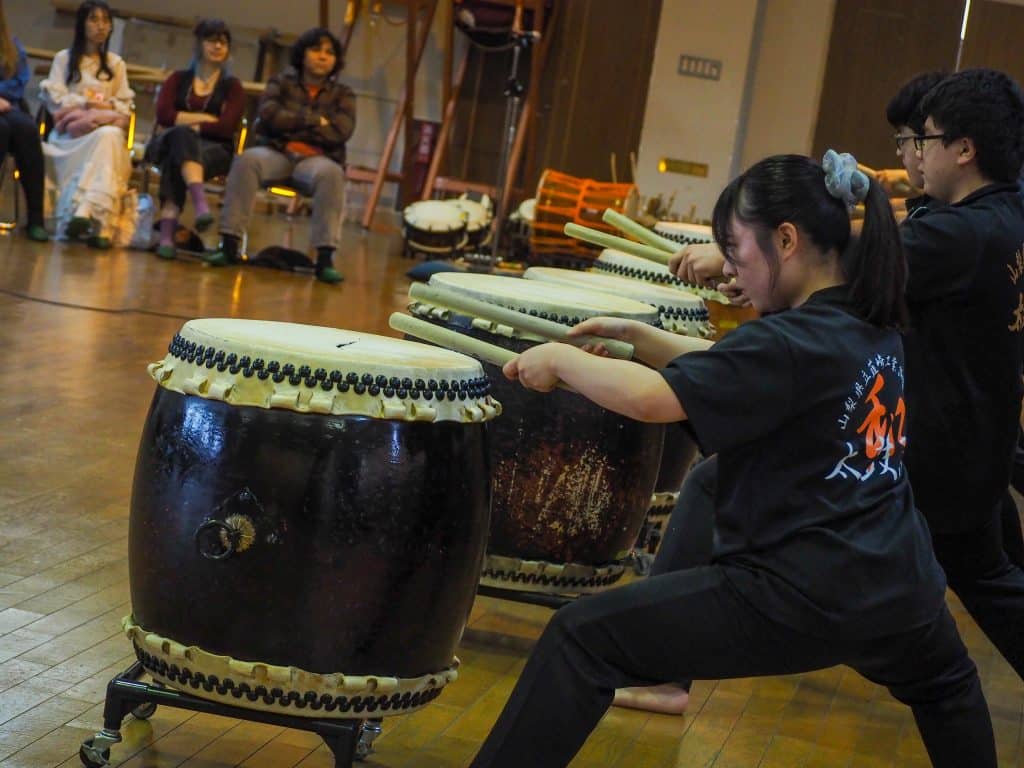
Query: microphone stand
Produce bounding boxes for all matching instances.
[487,27,536,263]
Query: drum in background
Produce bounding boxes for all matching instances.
[409,273,665,593]
[507,197,536,261]
[653,220,714,246]
[443,195,494,252]
[403,200,468,258]
[593,249,759,340]
[531,169,636,262]
[594,248,724,301]
[523,266,712,338]
[128,320,500,718]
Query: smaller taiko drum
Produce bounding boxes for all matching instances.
[593,249,758,340]
[523,267,712,338]
[653,221,714,246]
[523,267,704,549]
[403,200,468,258]
[408,273,665,593]
[126,320,501,719]
[442,195,494,252]
[593,248,722,300]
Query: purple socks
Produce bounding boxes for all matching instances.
[189,183,210,218]
[158,218,176,247]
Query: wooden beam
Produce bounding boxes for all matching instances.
[421,47,470,200]
[360,0,438,229]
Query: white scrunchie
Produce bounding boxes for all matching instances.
[822,149,870,209]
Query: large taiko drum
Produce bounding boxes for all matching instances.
[593,248,759,340]
[653,220,714,246]
[125,319,501,719]
[523,267,703,548]
[409,273,665,593]
[531,169,635,260]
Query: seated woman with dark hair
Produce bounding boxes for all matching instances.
[0,1,47,241]
[147,18,244,260]
[204,26,355,284]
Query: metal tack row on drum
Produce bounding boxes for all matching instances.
[127,321,500,720]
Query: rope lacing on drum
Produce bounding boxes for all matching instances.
[132,643,445,715]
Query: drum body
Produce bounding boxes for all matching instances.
[403,200,468,258]
[411,274,664,592]
[531,169,635,263]
[523,267,708,548]
[126,321,500,718]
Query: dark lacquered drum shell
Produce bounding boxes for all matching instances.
[427,320,663,566]
[129,387,490,678]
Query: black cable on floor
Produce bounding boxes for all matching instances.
[0,286,194,321]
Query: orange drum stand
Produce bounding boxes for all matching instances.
[531,169,635,259]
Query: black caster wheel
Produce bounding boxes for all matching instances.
[79,738,111,768]
[132,701,157,719]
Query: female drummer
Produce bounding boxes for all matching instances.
[468,152,995,768]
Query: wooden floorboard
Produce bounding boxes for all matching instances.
[0,210,1021,768]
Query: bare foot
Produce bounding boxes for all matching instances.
[612,683,689,715]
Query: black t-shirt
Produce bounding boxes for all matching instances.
[661,286,946,639]
[900,183,1024,532]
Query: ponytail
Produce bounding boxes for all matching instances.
[710,153,907,329]
[844,177,907,329]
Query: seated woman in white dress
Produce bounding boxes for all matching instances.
[39,0,133,249]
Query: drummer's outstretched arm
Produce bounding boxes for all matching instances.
[568,318,713,368]
[503,343,686,423]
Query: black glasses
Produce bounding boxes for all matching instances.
[913,134,948,151]
[893,133,916,151]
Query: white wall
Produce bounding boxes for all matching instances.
[635,0,760,221]
[739,0,835,171]
[635,0,835,221]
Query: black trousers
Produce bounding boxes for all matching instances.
[468,565,994,768]
[150,126,232,210]
[931,504,1024,678]
[1000,490,1024,567]
[661,456,1024,680]
[0,108,45,226]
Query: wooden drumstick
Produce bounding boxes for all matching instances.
[601,209,679,254]
[408,282,635,360]
[389,313,576,392]
[563,222,673,266]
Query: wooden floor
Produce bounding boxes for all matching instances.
[1,217,1023,768]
